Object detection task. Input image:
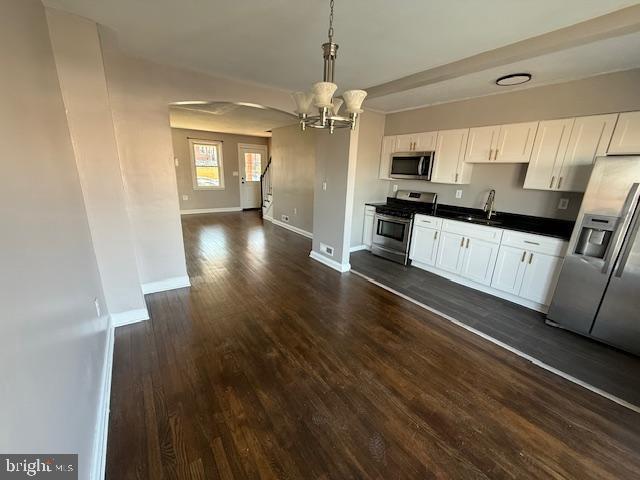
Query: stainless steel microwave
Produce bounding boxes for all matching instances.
[390,151,434,180]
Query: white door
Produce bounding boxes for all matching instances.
[363,213,375,247]
[413,131,437,151]
[558,114,618,192]
[465,126,499,163]
[395,134,414,152]
[608,111,640,155]
[378,136,396,179]
[459,237,500,286]
[435,231,465,274]
[519,252,563,305]
[494,121,538,163]
[409,226,439,266]
[238,144,268,209]
[524,119,573,190]
[491,245,527,294]
[432,129,469,184]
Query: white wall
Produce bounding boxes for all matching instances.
[350,111,388,247]
[46,8,147,316]
[270,124,316,233]
[0,2,109,479]
[98,28,294,285]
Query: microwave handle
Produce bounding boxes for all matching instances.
[417,156,425,176]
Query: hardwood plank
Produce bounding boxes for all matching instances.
[106,211,640,479]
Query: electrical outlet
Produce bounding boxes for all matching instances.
[392,184,398,192]
[94,298,101,317]
[174,157,179,167]
[322,181,327,191]
[281,214,289,222]
[320,242,334,257]
[558,198,569,210]
[293,208,297,215]
[182,195,189,201]
[456,189,463,199]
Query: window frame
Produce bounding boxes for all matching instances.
[189,138,225,190]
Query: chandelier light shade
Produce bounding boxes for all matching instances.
[292,0,367,133]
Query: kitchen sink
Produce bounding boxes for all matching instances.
[455,215,503,226]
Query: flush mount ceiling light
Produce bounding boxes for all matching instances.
[495,73,532,86]
[291,0,367,133]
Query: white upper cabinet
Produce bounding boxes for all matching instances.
[524,119,574,191]
[494,121,539,163]
[394,132,437,152]
[413,131,437,151]
[464,126,500,163]
[432,129,472,184]
[378,136,396,180]
[559,114,617,191]
[395,134,413,152]
[524,114,617,192]
[608,111,640,155]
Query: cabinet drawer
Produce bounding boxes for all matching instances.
[501,230,568,256]
[442,219,503,244]
[413,214,442,230]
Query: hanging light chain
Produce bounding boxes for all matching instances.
[328,0,335,42]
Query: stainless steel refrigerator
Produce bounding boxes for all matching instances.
[547,156,640,356]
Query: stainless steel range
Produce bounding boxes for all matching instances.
[371,190,438,265]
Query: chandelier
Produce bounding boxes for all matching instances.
[292,0,367,133]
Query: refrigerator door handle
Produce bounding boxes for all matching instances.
[602,182,640,274]
[614,199,640,277]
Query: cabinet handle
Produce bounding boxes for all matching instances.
[455,173,459,182]
[466,238,470,249]
[558,177,563,189]
[460,237,465,247]
[521,251,527,262]
[493,149,499,161]
[529,253,534,264]
[488,149,493,161]
[549,176,555,189]
[524,240,540,245]
[434,231,438,240]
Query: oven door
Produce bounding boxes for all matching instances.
[372,214,412,252]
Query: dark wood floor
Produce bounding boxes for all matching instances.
[350,250,640,407]
[107,211,640,479]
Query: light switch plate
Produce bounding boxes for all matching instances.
[232,171,239,176]
[174,157,179,167]
[558,198,569,210]
[456,189,463,199]
[182,195,189,201]
[322,181,327,191]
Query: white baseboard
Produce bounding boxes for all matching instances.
[271,218,313,239]
[141,275,191,295]
[91,320,115,480]
[349,244,369,252]
[180,207,242,215]
[110,308,149,328]
[309,250,351,273]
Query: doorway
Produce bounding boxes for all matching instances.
[238,143,268,209]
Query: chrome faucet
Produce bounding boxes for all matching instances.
[484,189,496,219]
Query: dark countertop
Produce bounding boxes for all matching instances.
[366,201,575,240]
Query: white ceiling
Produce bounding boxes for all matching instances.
[45,0,640,111]
[169,103,297,137]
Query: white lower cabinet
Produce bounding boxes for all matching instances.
[491,245,563,306]
[363,206,376,247]
[459,237,500,286]
[435,231,466,273]
[409,225,440,266]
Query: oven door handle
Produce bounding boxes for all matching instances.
[375,213,412,224]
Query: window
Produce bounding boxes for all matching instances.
[243,152,262,182]
[189,139,224,189]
